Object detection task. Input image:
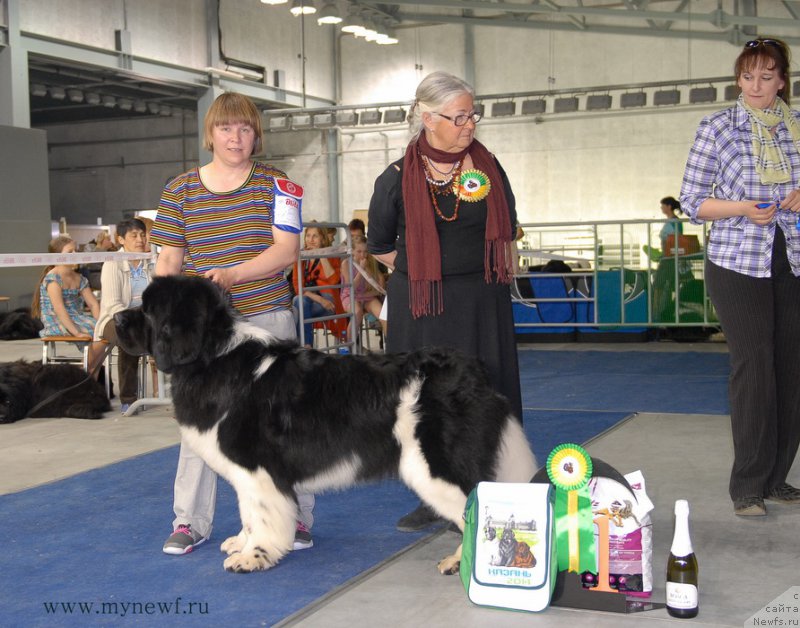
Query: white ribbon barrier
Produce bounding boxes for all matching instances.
[0,252,155,268]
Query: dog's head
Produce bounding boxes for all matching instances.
[115,276,235,372]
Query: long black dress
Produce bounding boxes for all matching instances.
[367,156,523,420]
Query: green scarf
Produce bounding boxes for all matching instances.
[740,94,800,185]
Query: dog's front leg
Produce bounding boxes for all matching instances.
[438,541,463,575]
[222,469,297,573]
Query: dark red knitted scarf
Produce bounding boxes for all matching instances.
[401,132,513,318]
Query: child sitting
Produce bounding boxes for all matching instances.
[341,235,386,339]
[32,235,100,339]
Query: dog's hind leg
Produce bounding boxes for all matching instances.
[221,468,297,573]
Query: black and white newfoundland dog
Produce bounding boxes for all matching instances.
[115,276,537,574]
[0,360,110,424]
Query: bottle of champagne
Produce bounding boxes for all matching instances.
[666,499,699,618]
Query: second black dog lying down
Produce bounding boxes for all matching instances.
[115,275,537,575]
[0,360,110,424]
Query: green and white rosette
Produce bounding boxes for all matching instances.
[546,443,597,574]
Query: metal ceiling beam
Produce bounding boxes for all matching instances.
[20,31,335,110]
[378,0,799,30]
[392,11,800,46]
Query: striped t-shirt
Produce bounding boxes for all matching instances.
[150,162,296,316]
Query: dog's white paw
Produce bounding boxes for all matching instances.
[437,555,460,575]
[223,550,274,573]
[220,533,246,555]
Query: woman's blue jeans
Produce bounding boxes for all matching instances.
[293,294,332,346]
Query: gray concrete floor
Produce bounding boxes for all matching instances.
[2,338,799,627]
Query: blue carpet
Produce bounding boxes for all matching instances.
[0,349,729,627]
[518,349,730,415]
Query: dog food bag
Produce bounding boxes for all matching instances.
[583,470,654,597]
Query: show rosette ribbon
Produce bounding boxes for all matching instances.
[546,443,597,574]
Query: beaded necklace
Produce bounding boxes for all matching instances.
[423,155,459,177]
[420,154,463,222]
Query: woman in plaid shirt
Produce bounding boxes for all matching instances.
[680,37,800,517]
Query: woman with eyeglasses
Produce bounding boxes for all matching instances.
[367,71,523,532]
[680,37,800,517]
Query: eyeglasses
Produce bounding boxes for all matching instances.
[432,111,483,126]
[745,39,780,48]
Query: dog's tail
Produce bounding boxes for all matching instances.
[493,417,538,483]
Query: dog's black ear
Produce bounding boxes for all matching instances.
[114,308,150,356]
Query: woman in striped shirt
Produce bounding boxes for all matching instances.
[150,92,315,554]
[680,37,800,517]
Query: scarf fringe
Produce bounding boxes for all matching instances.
[410,279,443,319]
[485,240,513,284]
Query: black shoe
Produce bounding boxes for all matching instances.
[396,503,445,532]
[766,483,800,504]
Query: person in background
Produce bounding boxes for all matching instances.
[32,235,100,341]
[341,235,386,338]
[649,196,692,321]
[658,196,684,252]
[680,37,800,517]
[367,71,523,532]
[91,231,117,252]
[149,92,315,554]
[348,218,366,241]
[90,218,154,414]
[292,222,343,347]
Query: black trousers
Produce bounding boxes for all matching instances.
[705,228,800,500]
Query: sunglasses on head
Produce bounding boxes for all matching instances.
[745,39,780,48]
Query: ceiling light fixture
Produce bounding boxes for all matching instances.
[383,108,406,123]
[334,110,359,126]
[49,86,66,100]
[292,114,314,129]
[30,83,47,97]
[85,92,101,105]
[66,88,84,103]
[586,94,612,111]
[316,1,341,24]
[290,0,316,16]
[102,95,117,108]
[491,101,516,117]
[521,99,546,115]
[376,27,399,45]
[360,110,382,125]
[340,6,365,34]
[117,98,133,111]
[620,92,647,108]
[268,116,291,132]
[133,99,147,113]
[654,89,681,106]
[363,20,382,42]
[260,0,288,4]
[689,86,716,104]
[313,112,335,128]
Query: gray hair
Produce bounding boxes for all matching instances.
[407,71,475,141]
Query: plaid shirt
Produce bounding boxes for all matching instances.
[680,102,800,277]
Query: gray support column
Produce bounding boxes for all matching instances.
[0,0,30,127]
[464,23,475,88]
[325,129,340,223]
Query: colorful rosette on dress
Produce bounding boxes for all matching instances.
[457,169,491,202]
